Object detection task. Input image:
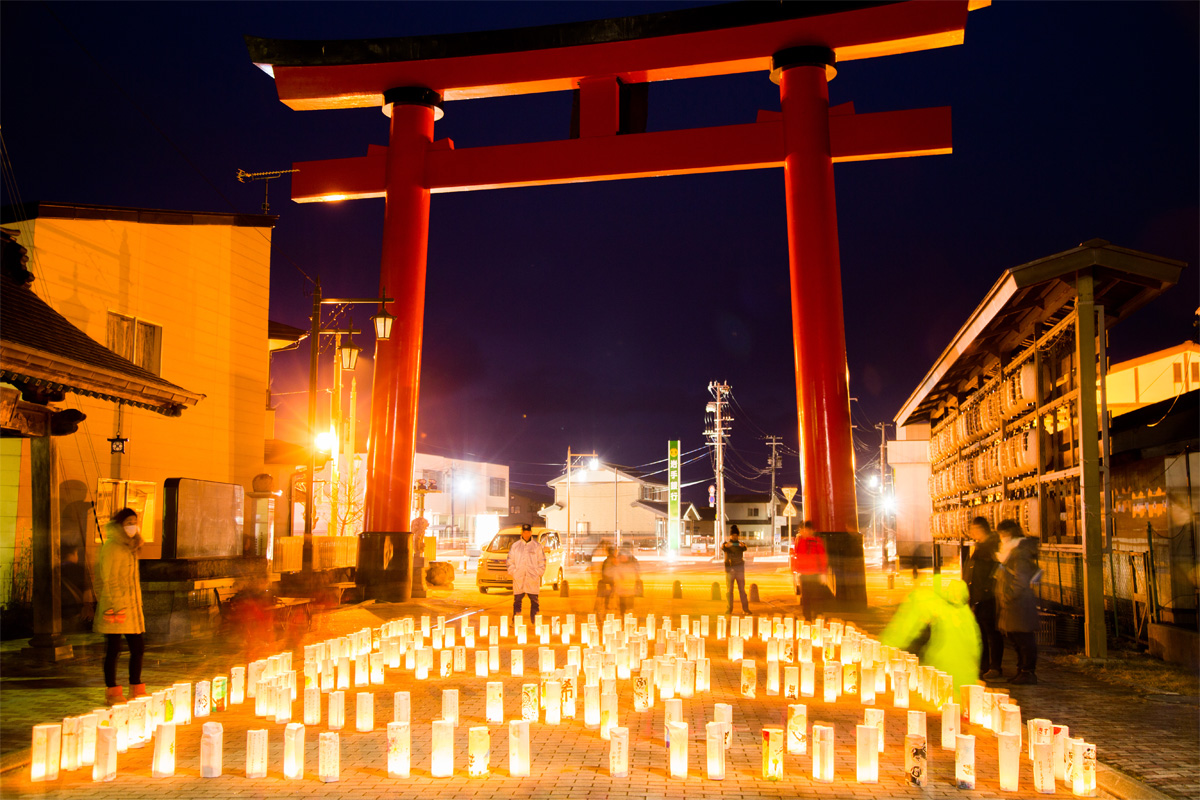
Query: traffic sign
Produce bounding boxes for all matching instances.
[783,502,797,517]
[782,486,797,501]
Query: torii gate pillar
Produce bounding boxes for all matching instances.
[776,47,866,608]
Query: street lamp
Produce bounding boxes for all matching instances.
[564,447,598,567]
[303,278,393,575]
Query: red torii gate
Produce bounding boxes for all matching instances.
[247,0,987,606]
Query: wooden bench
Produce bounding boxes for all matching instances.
[273,596,313,631]
[326,582,358,605]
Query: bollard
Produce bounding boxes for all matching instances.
[711,582,722,601]
[560,580,570,598]
[672,581,683,599]
[749,584,761,603]
[887,573,895,590]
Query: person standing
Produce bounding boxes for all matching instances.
[791,521,828,619]
[507,523,546,623]
[93,508,147,705]
[995,519,1040,684]
[611,543,642,615]
[880,577,981,691]
[594,542,616,614]
[722,525,751,614]
[966,516,1004,680]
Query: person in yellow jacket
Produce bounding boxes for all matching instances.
[880,576,981,691]
[93,508,147,705]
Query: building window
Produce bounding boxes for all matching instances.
[421,469,445,489]
[640,486,667,502]
[106,312,162,375]
[510,505,522,515]
[747,507,760,517]
[489,477,506,497]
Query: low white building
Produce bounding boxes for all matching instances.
[539,464,668,555]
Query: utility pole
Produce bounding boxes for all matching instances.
[876,421,893,569]
[706,382,732,553]
[765,435,782,554]
[565,447,597,567]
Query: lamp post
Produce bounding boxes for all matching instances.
[564,448,598,567]
[303,279,394,573]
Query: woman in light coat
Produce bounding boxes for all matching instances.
[93,508,147,704]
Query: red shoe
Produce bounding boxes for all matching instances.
[129,683,149,698]
[105,686,126,706]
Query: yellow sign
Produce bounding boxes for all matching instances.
[783,502,797,518]
[782,486,797,501]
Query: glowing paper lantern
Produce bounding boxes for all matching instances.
[275,683,293,724]
[584,684,601,728]
[704,721,727,780]
[664,698,683,745]
[127,700,148,748]
[799,638,813,663]
[452,645,466,674]
[1033,741,1056,793]
[432,719,454,777]
[369,651,385,685]
[173,683,192,725]
[717,616,727,641]
[728,635,743,662]
[999,730,1021,791]
[328,690,345,731]
[192,721,220,779]
[942,703,961,750]
[864,708,885,753]
[562,672,577,719]
[1072,740,1096,797]
[387,721,411,778]
[1054,725,1072,780]
[79,714,98,768]
[762,726,785,780]
[355,691,374,732]
[537,679,557,725]
[394,690,411,724]
[440,649,453,678]
[301,686,320,726]
[781,704,806,756]
[855,724,879,783]
[246,729,268,778]
[765,660,780,696]
[668,721,688,778]
[509,719,530,777]
[1029,718,1053,761]
[111,704,129,754]
[795,661,813,698]
[936,673,953,708]
[905,733,928,787]
[31,723,61,782]
[812,724,835,782]
[955,733,976,789]
[1064,736,1082,789]
[680,659,696,698]
[92,726,116,783]
[908,709,927,739]
[466,726,490,777]
[512,650,524,676]
[965,684,984,725]
[634,677,650,712]
[843,663,859,696]
[893,669,909,708]
[278,722,304,780]
[211,676,228,713]
[823,661,840,703]
[193,680,210,719]
[151,722,176,778]
[516,684,536,723]
[601,692,618,739]
[606,725,629,777]
[741,660,757,699]
[860,666,876,704]
[314,731,337,783]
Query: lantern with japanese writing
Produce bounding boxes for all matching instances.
[318,731,339,782]
[246,729,268,779]
[387,721,410,778]
[1033,740,1055,793]
[328,690,345,730]
[394,690,410,724]
[609,725,629,777]
[280,722,304,780]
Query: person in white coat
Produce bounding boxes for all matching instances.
[507,523,546,622]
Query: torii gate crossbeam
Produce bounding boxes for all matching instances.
[247,0,987,606]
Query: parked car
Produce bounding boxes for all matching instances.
[476,526,564,593]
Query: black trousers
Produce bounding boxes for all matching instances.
[1008,631,1038,673]
[972,601,1005,672]
[799,574,822,619]
[725,565,749,613]
[104,633,145,687]
[513,592,539,621]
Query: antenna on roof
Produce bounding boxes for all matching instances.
[236,168,299,214]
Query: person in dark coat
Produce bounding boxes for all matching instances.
[721,526,751,614]
[966,517,1004,680]
[995,518,1040,684]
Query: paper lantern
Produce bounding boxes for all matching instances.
[464,725,489,777]
[843,662,859,696]
[1064,736,1082,789]
[543,680,561,725]
[1033,741,1055,793]
[741,660,757,699]
[387,721,411,778]
[298,686,319,726]
[248,661,265,697]
[31,723,61,782]
[717,616,727,641]
[998,730,1021,791]
[908,709,927,739]
[434,689,455,730]
[668,721,688,778]
[1029,718,1053,760]
[509,719,531,777]
[581,683,600,728]
[936,673,953,709]
[173,683,192,725]
[313,731,337,783]
[349,691,371,732]
[860,666,876,705]
[511,649,525,676]
[562,673,577,719]
[277,722,304,780]
[799,637,813,663]
[893,669,909,708]
[246,729,268,778]
[941,703,961,750]
[854,724,878,783]
[876,662,888,693]
[963,684,983,725]
[633,676,651,712]
[1054,725,1072,779]
[188,720,218,779]
[111,704,129,754]
[92,726,116,783]
[663,698,683,745]
[431,719,454,777]
[327,690,345,730]
[696,721,723,781]
[823,661,840,703]
[438,649,452,678]
[206,676,226,713]
[863,708,885,753]
[516,625,528,644]
[127,699,148,748]
[450,645,464,674]
[763,659,780,697]
[601,692,618,740]
[367,651,383,685]
[78,714,98,768]
[151,722,176,778]
[513,683,534,723]
[955,733,976,789]
[335,656,350,690]
[188,680,209,720]
[1072,740,1096,797]
[678,659,695,698]
[275,683,293,724]
[905,733,928,787]
[728,635,743,662]
[604,725,628,778]
[762,726,785,781]
[812,724,835,782]
[659,660,676,700]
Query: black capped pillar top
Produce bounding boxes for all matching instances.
[382,86,445,120]
[770,46,837,84]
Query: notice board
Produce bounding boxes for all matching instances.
[162,478,244,559]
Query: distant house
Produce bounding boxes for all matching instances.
[504,486,553,528]
[539,464,668,554]
[724,493,786,547]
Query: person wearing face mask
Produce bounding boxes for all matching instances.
[94,508,147,705]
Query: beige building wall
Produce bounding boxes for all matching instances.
[888,422,932,564]
[10,210,272,560]
[540,467,664,540]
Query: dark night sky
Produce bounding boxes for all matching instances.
[3,2,1197,498]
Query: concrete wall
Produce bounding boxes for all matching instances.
[10,215,271,563]
[889,423,932,565]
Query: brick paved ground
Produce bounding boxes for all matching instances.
[3,565,1195,799]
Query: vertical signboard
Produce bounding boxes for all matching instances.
[668,440,681,554]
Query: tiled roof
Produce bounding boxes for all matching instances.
[0,272,203,415]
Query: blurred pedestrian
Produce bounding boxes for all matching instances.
[995,519,1040,684]
[611,543,642,615]
[791,520,828,619]
[722,525,751,614]
[966,516,1004,680]
[93,508,147,705]
[593,541,615,613]
[880,576,981,691]
[507,523,546,623]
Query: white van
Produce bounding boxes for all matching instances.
[476,526,564,593]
